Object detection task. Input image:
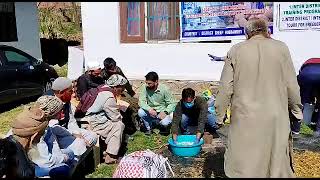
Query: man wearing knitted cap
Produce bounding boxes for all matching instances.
[80,74,127,164]
[214,18,302,177]
[76,61,105,99]
[8,95,75,177]
[45,77,98,153]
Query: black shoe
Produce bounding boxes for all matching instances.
[208,127,220,138]
[159,125,171,136]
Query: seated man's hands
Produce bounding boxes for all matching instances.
[148,108,158,118]
[62,149,75,163]
[158,111,167,120]
[73,133,91,147]
[208,54,225,62]
[195,132,201,144]
[73,133,83,139]
[172,133,178,144]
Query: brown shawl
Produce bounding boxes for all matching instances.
[11,105,48,150]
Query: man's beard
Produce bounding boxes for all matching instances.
[147,86,156,91]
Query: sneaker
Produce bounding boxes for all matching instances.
[292,131,300,135]
[310,122,316,125]
[292,131,300,139]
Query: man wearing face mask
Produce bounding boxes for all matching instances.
[138,71,177,135]
[171,88,217,144]
[101,57,136,97]
[76,61,105,99]
[45,77,98,150]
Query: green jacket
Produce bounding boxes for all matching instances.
[138,83,177,113]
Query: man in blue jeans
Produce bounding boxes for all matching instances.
[296,58,320,137]
[171,88,218,143]
[138,72,177,135]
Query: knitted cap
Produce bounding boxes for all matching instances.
[106,74,127,87]
[36,95,64,117]
[52,77,72,91]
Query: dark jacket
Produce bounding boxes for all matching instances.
[172,96,208,134]
[76,73,105,99]
[1,136,35,178]
[101,66,135,97]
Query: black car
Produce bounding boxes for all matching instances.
[0,45,58,105]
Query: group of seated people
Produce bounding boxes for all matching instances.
[0,57,219,178]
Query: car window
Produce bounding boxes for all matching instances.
[4,50,30,63]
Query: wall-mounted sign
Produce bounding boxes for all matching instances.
[279,2,320,31]
[180,2,274,42]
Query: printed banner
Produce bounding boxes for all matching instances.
[180,2,274,41]
[279,2,320,31]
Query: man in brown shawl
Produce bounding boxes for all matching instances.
[11,95,64,151]
[214,18,303,178]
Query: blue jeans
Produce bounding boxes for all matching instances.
[181,113,217,134]
[35,164,70,177]
[296,65,320,132]
[138,108,172,131]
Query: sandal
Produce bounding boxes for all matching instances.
[103,154,118,164]
[104,156,118,164]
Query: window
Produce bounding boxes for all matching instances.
[120,2,145,43]
[0,2,18,42]
[119,2,180,43]
[5,51,30,63]
[147,2,180,41]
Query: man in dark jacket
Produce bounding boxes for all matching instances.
[101,57,136,97]
[296,58,320,137]
[76,61,105,99]
[171,88,217,143]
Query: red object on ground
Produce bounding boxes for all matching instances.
[300,58,320,71]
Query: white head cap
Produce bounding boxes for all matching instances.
[52,77,72,91]
[86,61,102,71]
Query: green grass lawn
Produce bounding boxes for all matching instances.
[0,103,33,136]
[300,123,314,136]
[0,101,315,177]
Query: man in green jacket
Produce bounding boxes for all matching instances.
[138,71,176,135]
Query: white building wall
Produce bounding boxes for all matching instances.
[67,47,85,81]
[0,2,42,60]
[81,2,320,81]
